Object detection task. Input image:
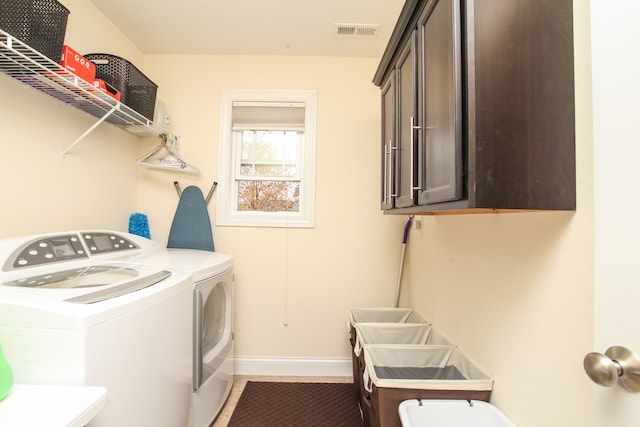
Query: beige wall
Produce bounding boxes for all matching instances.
[138,54,408,357]
[400,1,594,426]
[1,1,597,425]
[0,0,144,238]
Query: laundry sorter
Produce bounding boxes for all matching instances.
[348,308,493,427]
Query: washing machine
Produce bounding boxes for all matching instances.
[0,231,192,426]
[116,236,235,427]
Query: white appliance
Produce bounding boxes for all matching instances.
[119,240,234,427]
[0,231,192,426]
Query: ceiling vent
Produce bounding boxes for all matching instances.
[335,24,380,37]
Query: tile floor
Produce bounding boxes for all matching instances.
[211,375,353,426]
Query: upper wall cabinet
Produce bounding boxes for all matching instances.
[375,0,576,214]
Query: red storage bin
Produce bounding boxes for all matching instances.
[93,79,121,101]
[60,45,95,83]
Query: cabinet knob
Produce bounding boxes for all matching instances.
[584,346,640,392]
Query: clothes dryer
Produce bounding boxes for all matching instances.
[109,234,234,427]
[0,231,192,426]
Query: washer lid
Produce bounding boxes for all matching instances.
[64,269,172,304]
[0,265,173,304]
[0,265,191,329]
[1,265,139,289]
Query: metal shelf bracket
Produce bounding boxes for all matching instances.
[62,104,119,159]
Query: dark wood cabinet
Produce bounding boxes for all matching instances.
[375,0,575,214]
[417,0,463,205]
[381,71,396,210]
[396,33,419,208]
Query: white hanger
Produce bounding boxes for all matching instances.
[137,134,200,174]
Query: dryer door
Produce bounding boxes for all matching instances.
[193,268,233,391]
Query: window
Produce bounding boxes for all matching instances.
[217,90,317,228]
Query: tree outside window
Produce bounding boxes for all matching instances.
[216,90,316,228]
[236,129,300,212]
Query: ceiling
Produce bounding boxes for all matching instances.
[88,0,406,57]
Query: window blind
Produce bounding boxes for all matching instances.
[232,101,305,131]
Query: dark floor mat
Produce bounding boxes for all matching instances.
[227,381,363,426]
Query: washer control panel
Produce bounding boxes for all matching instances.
[3,232,141,271]
[7,234,88,269]
[81,232,139,255]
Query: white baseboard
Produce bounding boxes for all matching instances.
[233,356,352,377]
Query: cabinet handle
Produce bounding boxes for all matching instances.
[389,140,398,198]
[410,117,422,192]
[384,141,393,204]
[384,144,389,204]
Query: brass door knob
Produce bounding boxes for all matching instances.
[584,346,640,392]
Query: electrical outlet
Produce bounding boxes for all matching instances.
[412,218,423,236]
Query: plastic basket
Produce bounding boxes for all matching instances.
[0,0,69,61]
[85,53,158,120]
[398,399,516,427]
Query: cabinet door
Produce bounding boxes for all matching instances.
[395,31,419,208]
[417,0,462,205]
[380,72,396,210]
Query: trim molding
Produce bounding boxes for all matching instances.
[233,356,352,377]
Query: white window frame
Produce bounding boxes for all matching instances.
[216,89,317,228]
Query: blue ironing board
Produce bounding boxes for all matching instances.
[167,185,214,251]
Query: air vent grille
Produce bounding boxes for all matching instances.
[335,24,380,37]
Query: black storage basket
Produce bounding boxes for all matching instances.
[85,53,158,120]
[0,0,70,61]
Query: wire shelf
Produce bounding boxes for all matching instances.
[0,28,165,137]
